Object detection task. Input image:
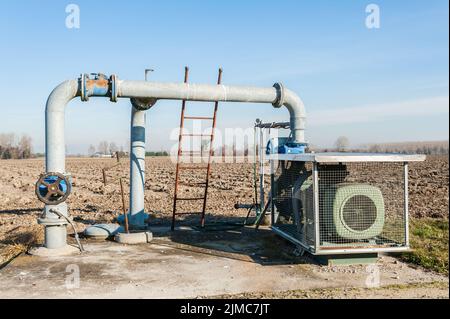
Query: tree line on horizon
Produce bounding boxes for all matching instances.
[0,133,33,159]
[314,136,449,155]
[1,133,448,160]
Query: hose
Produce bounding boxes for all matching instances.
[49,209,84,253]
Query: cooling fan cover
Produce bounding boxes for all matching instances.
[330,184,385,240]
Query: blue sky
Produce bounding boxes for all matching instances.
[0,0,448,154]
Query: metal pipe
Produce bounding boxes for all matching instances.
[118,81,306,143]
[43,80,79,249]
[45,80,79,173]
[129,105,147,229]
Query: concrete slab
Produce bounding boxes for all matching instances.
[28,244,81,257]
[0,227,447,299]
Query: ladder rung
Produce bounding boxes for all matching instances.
[176,197,205,201]
[184,116,214,120]
[181,134,213,137]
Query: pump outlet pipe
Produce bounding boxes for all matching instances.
[39,73,306,252]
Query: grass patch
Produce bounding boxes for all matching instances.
[401,218,449,275]
[0,225,43,269]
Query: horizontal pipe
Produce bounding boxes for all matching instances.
[118,81,306,143]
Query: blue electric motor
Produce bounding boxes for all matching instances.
[266,138,307,155]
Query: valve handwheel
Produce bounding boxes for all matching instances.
[35,172,71,205]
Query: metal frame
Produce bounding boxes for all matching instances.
[404,162,410,247]
[313,162,320,254]
[270,152,423,255]
[255,120,292,220]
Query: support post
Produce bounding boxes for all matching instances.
[404,162,410,247]
[259,127,265,210]
[129,106,148,229]
[313,162,320,253]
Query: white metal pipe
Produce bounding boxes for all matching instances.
[43,80,79,249]
[129,106,147,228]
[118,81,306,143]
[45,80,79,173]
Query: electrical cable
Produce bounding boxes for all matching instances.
[49,209,84,253]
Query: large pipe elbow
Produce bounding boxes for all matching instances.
[273,83,306,143]
[284,88,306,143]
[45,80,79,172]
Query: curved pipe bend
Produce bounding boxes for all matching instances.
[45,80,79,173]
[284,88,306,144]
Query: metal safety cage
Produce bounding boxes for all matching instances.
[269,153,425,255]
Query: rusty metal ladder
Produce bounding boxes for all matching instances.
[171,67,222,230]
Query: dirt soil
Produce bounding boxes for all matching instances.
[0,155,448,298]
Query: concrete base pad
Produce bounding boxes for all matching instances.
[28,244,81,257]
[114,231,153,244]
[315,253,379,266]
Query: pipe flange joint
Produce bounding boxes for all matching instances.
[80,73,89,102]
[109,74,118,103]
[130,97,157,111]
[80,73,116,102]
[272,82,285,108]
[38,217,68,227]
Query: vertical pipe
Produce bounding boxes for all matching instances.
[270,159,275,225]
[253,125,258,206]
[313,162,320,253]
[259,127,265,210]
[404,162,410,247]
[129,106,147,229]
[43,80,78,250]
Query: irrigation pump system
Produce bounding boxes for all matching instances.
[32,71,426,263]
[32,72,307,256]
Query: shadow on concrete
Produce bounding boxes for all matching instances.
[146,214,318,267]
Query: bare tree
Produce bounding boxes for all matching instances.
[98,141,109,155]
[0,133,15,147]
[109,142,118,154]
[18,135,32,159]
[88,144,96,156]
[335,136,350,152]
